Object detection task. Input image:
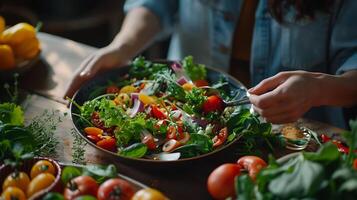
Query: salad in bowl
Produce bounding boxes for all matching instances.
[70,56,256,161]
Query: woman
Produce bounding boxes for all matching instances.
[65,0,357,128]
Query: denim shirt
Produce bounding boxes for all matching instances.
[124,0,357,128]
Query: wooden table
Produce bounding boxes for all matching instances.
[8,32,345,200]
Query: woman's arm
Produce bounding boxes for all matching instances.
[248,70,357,124]
[65,7,161,98]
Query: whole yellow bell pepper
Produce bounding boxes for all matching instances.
[1,23,36,46]
[13,37,40,59]
[0,16,5,33]
[0,44,15,69]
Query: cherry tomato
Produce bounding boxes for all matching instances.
[207,163,241,199]
[2,172,30,192]
[353,158,357,170]
[194,79,209,87]
[237,156,267,180]
[106,85,120,94]
[132,188,168,200]
[84,127,103,136]
[142,134,157,150]
[1,187,26,200]
[27,173,55,198]
[64,176,98,200]
[212,127,228,148]
[151,105,166,119]
[87,135,101,143]
[97,137,117,152]
[97,178,135,200]
[202,95,223,113]
[320,134,331,143]
[162,139,181,152]
[30,160,56,179]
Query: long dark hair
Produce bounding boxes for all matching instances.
[268,0,335,22]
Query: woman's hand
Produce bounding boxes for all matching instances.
[64,7,161,98]
[64,46,129,98]
[248,71,321,124]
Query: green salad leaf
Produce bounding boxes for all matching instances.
[182,56,207,81]
[0,103,24,125]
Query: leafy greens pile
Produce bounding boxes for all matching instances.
[236,119,357,200]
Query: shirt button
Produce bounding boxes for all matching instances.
[218,44,230,54]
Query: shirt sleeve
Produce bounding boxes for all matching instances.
[330,0,357,74]
[124,0,178,40]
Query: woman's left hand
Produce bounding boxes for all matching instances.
[248,71,321,124]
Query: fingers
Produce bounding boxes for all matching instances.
[249,85,285,109]
[249,72,289,95]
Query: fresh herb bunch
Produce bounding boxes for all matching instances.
[236,119,357,200]
[0,104,62,166]
[70,128,87,165]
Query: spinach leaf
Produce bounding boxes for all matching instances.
[61,166,82,184]
[175,133,213,158]
[303,142,340,163]
[82,164,117,184]
[236,174,256,200]
[119,143,147,158]
[268,158,325,198]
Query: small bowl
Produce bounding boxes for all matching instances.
[0,157,62,200]
[0,52,41,80]
[280,125,312,151]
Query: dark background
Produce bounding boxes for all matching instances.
[0,0,169,59]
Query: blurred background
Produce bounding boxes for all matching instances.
[0,0,169,59]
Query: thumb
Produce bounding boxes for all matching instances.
[249,72,289,95]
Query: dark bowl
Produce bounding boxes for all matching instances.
[0,157,62,200]
[70,60,249,168]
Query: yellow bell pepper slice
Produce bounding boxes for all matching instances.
[1,23,36,46]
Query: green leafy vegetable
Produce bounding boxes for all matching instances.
[129,56,168,79]
[119,143,147,158]
[0,103,24,125]
[182,56,207,81]
[61,166,82,184]
[82,164,117,184]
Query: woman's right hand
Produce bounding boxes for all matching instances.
[64,45,129,98]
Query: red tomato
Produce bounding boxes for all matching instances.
[64,176,99,200]
[151,105,166,119]
[106,85,120,94]
[207,163,241,199]
[142,134,157,150]
[194,79,209,87]
[87,135,101,143]
[202,95,223,113]
[237,156,267,181]
[212,127,228,148]
[320,134,331,143]
[97,137,117,152]
[97,178,135,200]
[353,158,357,170]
